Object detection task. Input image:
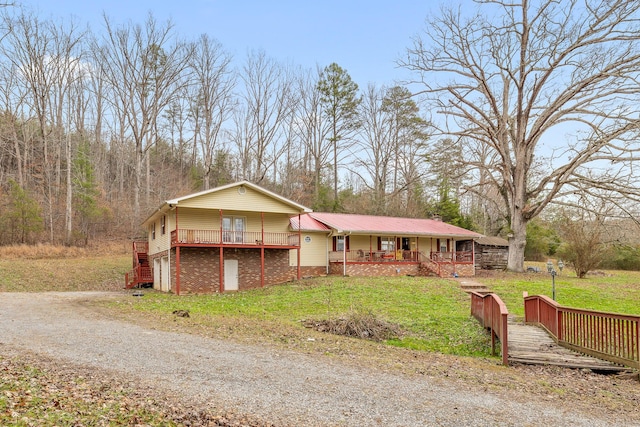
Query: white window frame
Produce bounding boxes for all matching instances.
[222,215,246,243]
[380,237,395,252]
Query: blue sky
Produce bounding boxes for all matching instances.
[23,0,441,88]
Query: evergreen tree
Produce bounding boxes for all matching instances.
[317,63,361,211]
[2,180,43,244]
[73,142,102,245]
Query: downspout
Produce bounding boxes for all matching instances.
[261,212,265,287]
[297,213,302,280]
[325,234,329,274]
[175,206,180,295]
[168,206,175,292]
[219,209,224,293]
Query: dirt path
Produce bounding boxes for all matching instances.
[0,291,635,426]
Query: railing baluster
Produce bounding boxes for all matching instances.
[524,294,639,369]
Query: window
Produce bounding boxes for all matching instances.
[332,236,350,251]
[380,237,395,252]
[160,215,166,235]
[222,216,245,243]
[151,223,156,240]
[440,239,448,253]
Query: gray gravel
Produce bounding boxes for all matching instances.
[0,291,633,426]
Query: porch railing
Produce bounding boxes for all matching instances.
[471,291,509,365]
[524,295,640,369]
[327,250,473,264]
[171,229,300,247]
[430,251,473,263]
[328,249,422,263]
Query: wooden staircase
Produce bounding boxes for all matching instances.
[125,241,153,289]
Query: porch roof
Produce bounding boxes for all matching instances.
[292,212,483,239]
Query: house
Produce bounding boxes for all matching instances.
[125,181,483,294]
[291,212,482,279]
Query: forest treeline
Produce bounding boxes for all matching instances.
[0,7,495,246]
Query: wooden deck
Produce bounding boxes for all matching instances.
[508,320,629,372]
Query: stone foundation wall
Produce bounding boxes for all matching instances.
[330,262,476,278]
[297,266,328,278]
[329,262,420,277]
[439,262,475,278]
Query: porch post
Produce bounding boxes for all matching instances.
[219,209,223,243]
[219,247,224,293]
[297,213,301,280]
[261,247,265,287]
[343,235,346,276]
[175,246,181,295]
[261,212,265,287]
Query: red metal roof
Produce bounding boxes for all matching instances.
[290,214,331,232]
[293,212,482,238]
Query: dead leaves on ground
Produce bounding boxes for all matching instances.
[0,355,274,427]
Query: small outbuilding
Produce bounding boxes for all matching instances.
[473,236,509,270]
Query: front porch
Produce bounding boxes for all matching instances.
[328,250,475,278]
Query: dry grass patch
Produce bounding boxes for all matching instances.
[0,241,129,259]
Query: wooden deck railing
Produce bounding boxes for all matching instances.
[171,229,300,246]
[471,292,509,365]
[327,250,473,264]
[328,249,422,263]
[524,295,640,369]
[430,251,473,263]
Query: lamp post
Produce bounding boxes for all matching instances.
[557,260,564,273]
[546,260,553,273]
[551,269,557,301]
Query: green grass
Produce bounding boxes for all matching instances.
[0,255,130,292]
[475,270,640,317]
[116,276,493,357]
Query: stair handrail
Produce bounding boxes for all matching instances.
[524,294,639,369]
[470,291,509,365]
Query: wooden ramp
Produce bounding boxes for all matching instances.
[508,320,627,372]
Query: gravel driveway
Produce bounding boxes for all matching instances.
[0,291,634,426]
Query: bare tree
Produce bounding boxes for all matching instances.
[188,34,235,190]
[232,50,295,184]
[357,84,394,213]
[401,0,640,271]
[556,198,614,278]
[295,66,331,207]
[97,13,191,219]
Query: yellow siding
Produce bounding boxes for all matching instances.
[291,232,329,266]
[177,186,303,214]
[148,211,174,256]
[417,237,435,256]
[175,208,292,233]
[177,207,219,230]
[349,235,374,251]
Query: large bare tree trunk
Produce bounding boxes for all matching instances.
[401,0,640,271]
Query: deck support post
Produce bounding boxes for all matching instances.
[219,209,224,293]
[175,246,181,296]
[261,212,265,287]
